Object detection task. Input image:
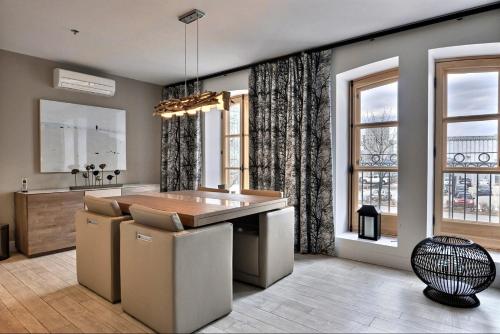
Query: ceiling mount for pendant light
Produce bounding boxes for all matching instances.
[178,9,205,24]
[154,9,230,119]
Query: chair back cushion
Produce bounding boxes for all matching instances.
[85,195,122,217]
[241,189,283,198]
[197,186,229,193]
[129,204,184,232]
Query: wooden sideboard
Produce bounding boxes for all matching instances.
[14,184,159,257]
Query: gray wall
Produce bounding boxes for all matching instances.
[0,49,162,240]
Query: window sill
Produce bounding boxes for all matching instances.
[336,232,398,248]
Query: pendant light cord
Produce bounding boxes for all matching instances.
[184,23,187,97]
[196,17,199,95]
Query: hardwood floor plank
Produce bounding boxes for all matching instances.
[370,316,434,333]
[0,284,48,333]
[196,324,227,333]
[0,269,71,332]
[47,295,117,333]
[0,299,28,333]
[233,300,319,333]
[11,268,63,298]
[224,310,285,333]
[34,257,76,284]
[79,299,145,333]
[118,314,154,334]
[71,285,123,315]
[2,250,500,334]
[50,323,81,333]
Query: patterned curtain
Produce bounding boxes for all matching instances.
[160,83,202,192]
[249,50,334,255]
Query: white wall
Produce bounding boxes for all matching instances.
[203,70,250,93]
[203,109,222,188]
[333,9,500,274]
[202,70,250,186]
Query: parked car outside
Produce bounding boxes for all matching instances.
[444,178,452,187]
[479,178,490,186]
[453,184,470,196]
[459,177,472,187]
[477,185,491,196]
[453,192,475,208]
[359,174,381,184]
[370,188,392,201]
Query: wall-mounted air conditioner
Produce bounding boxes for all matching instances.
[53,68,116,96]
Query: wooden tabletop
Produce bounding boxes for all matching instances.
[109,190,287,227]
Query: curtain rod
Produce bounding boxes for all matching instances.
[165,1,500,88]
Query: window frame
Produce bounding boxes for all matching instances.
[221,94,249,192]
[349,68,400,236]
[435,57,500,250]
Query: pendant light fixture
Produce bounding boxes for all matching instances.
[154,9,230,119]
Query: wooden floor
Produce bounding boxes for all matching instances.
[1,251,499,333]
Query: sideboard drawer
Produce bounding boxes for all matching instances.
[16,191,84,256]
[14,184,153,257]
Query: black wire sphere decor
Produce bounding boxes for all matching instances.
[411,236,496,308]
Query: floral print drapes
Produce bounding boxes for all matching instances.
[160,83,202,192]
[249,50,335,255]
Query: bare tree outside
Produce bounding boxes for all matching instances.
[360,108,398,167]
[358,108,398,213]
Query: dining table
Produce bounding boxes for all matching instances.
[108,190,288,227]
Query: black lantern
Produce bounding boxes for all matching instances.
[357,205,381,241]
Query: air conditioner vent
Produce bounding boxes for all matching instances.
[53,68,115,97]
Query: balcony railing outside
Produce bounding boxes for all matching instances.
[357,171,398,214]
[447,135,497,167]
[443,172,500,223]
[360,153,397,168]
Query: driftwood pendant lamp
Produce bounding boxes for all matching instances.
[154,9,230,119]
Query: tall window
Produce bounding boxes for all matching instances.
[435,57,500,250]
[222,95,249,192]
[350,69,399,236]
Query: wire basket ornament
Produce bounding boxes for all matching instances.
[411,236,496,308]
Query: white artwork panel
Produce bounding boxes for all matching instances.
[40,99,126,172]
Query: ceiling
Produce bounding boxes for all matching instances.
[0,0,496,85]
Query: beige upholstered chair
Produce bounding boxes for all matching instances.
[75,196,131,303]
[240,189,283,198]
[120,205,233,333]
[197,186,229,193]
[233,206,294,288]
